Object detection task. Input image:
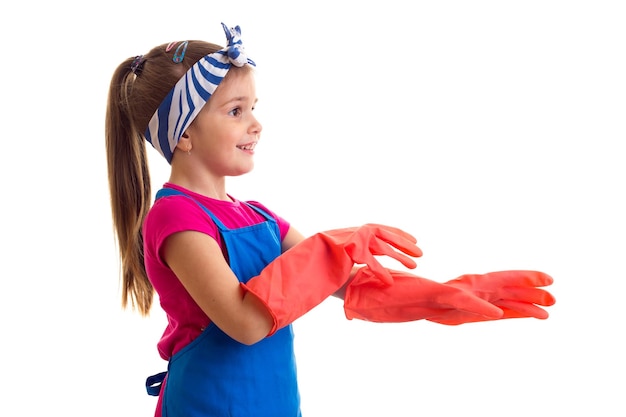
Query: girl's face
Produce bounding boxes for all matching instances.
[184,67,262,177]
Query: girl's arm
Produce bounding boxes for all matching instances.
[281,226,358,300]
[163,230,274,346]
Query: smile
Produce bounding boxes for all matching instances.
[237,142,257,151]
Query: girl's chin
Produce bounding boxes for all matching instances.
[231,164,254,177]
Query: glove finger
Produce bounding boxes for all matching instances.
[345,251,395,285]
[350,266,390,287]
[426,311,499,326]
[365,225,423,258]
[437,289,504,319]
[498,286,556,306]
[345,237,420,279]
[361,258,394,285]
[429,298,553,324]
[369,237,421,269]
[494,299,551,319]
[347,305,456,323]
[484,270,554,287]
[365,223,418,244]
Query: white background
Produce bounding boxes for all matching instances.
[1,1,624,416]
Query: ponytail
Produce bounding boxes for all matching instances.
[105,59,153,315]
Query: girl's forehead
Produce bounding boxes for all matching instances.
[214,68,256,95]
[207,68,257,107]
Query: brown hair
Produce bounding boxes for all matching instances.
[105,40,222,315]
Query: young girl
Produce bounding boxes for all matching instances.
[105,23,555,417]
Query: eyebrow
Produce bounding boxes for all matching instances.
[221,96,258,107]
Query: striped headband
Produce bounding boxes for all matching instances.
[144,23,255,163]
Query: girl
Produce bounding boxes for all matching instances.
[105,23,554,417]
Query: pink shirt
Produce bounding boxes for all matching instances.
[143,183,290,359]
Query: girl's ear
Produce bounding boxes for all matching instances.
[176,133,192,153]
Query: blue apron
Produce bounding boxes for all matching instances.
[147,188,301,417]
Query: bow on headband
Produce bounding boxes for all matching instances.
[222,23,249,67]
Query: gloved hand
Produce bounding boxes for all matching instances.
[427,270,556,325]
[242,224,423,335]
[317,224,423,285]
[344,267,504,323]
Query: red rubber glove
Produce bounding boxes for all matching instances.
[344,267,504,323]
[242,224,423,335]
[427,270,556,325]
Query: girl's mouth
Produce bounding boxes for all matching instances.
[237,142,257,151]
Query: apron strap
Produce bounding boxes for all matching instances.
[156,187,275,228]
[146,371,167,396]
[155,187,229,230]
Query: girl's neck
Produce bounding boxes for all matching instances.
[168,175,230,202]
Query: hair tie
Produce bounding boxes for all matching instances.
[130,55,146,76]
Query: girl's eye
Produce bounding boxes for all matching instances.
[228,108,242,117]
